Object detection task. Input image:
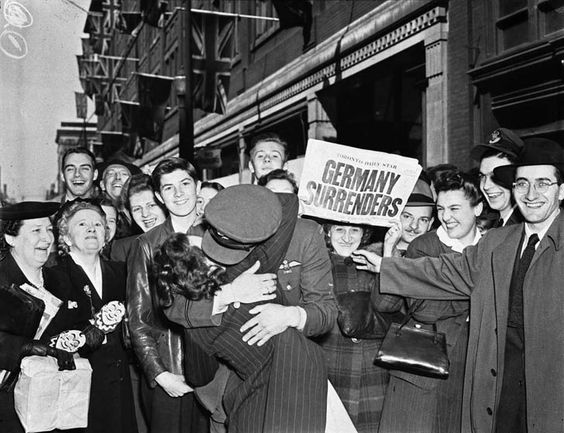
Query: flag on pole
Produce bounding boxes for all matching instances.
[120,100,165,143]
[135,72,173,107]
[191,13,234,114]
[102,0,123,34]
[75,93,88,119]
[84,12,111,54]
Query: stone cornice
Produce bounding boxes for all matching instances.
[193,1,446,145]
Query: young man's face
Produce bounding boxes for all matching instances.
[155,169,198,217]
[62,153,97,199]
[399,205,434,247]
[249,140,287,180]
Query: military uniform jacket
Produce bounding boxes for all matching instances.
[276,218,337,337]
[380,211,564,433]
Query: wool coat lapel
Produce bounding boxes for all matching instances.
[491,228,521,349]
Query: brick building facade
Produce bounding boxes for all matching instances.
[83,0,564,185]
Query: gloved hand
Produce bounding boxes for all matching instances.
[21,341,76,371]
[78,324,105,356]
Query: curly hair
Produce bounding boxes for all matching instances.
[257,169,298,193]
[56,199,107,256]
[434,169,483,207]
[0,219,24,256]
[153,233,226,307]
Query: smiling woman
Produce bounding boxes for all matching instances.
[0,201,77,433]
[122,174,167,234]
[318,222,403,432]
[51,199,137,433]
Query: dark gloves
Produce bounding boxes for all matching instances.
[21,341,76,371]
[78,324,105,356]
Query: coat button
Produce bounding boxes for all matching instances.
[490,369,497,377]
[487,407,493,415]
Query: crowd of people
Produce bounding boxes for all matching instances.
[0,128,563,433]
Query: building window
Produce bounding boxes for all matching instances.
[496,0,564,52]
[253,0,278,46]
[223,0,240,60]
[538,0,564,35]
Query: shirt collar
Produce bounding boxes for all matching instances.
[436,225,482,253]
[524,208,561,243]
[69,252,102,297]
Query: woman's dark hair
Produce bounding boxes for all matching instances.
[480,148,518,164]
[434,169,483,207]
[153,233,226,307]
[95,196,118,213]
[425,163,459,185]
[0,220,24,255]
[200,181,224,193]
[121,173,167,215]
[257,169,298,193]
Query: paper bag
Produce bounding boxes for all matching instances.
[14,355,92,432]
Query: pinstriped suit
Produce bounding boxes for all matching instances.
[165,193,328,433]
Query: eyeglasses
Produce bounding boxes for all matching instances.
[512,180,559,194]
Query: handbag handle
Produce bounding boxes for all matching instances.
[395,301,442,345]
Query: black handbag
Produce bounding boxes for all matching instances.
[0,283,46,391]
[336,291,388,339]
[373,303,450,379]
[336,291,404,340]
[0,283,45,336]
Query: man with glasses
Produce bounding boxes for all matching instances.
[352,138,564,433]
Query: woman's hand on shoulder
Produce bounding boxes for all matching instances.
[351,249,382,273]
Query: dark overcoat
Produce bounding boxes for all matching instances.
[380,212,564,433]
[50,256,137,433]
[0,253,88,433]
[318,253,399,433]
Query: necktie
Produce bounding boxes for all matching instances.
[507,234,539,327]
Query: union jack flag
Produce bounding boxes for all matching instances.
[191,14,234,114]
[102,0,125,35]
[84,12,111,55]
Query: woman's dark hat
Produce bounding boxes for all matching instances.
[202,184,282,265]
[96,159,142,181]
[406,179,435,207]
[471,128,524,161]
[493,138,564,188]
[0,202,60,221]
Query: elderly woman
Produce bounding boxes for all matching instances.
[110,173,167,263]
[378,169,483,433]
[51,199,136,433]
[317,222,402,433]
[0,202,76,433]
